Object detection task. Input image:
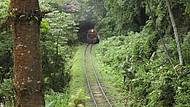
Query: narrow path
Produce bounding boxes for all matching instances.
[83,44,112,107]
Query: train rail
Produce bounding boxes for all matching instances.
[84,44,112,107]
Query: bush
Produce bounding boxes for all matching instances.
[96,25,190,106]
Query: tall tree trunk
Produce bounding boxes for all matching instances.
[146,1,174,67]
[9,0,44,107]
[166,0,183,65]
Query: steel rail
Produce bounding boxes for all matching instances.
[84,44,113,107]
[84,44,98,107]
[89,45,113,107]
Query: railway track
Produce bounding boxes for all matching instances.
[84,44,112,107]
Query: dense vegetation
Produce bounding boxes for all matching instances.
[95,0,190,106]
[1,0,190,106]
[0,0,14,105]
[0,0,79,106]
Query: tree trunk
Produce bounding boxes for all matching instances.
[146,1,174,67]
[166,0,183,65]
[9,0,44,107]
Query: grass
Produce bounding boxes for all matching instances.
[45,89,70,107]
[68,45,89,107]
[69,45,86,93]
[45,45,89,107]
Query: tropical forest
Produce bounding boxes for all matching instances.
[0,0,190,107]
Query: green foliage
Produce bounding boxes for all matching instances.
[39,0,79,92]
[0,31,12,54]
[1,0,190,106]
[45,46,90,107]
[0,0,12,54]
[96,0,190,40]
[182,32,190,64]
[174,65,190,107]
[95,1,190,106]
[0,0,9,21]
[0,79,14,106]
[41,19,50,33]
[97,0,150,37]
[0,79,14,98]
[68,46,89,106]
[45,89,70,107]
[0,0,13,105]
[68,89,89,107]
[96,22,190,106]
[0,0,80,105]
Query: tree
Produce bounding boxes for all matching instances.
[9,0,44,106]
[166,0,183,65]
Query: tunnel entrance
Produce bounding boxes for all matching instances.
[78,20,96,43]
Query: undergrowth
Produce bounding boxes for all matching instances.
[45,46,89,107]
[96,24,190,107]
[45,89,69,107]
[68,45,89,107]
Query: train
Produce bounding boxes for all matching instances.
[78,20,100,44]
[86,28,99,44]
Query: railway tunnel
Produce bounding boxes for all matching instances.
[78,20,96,43]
